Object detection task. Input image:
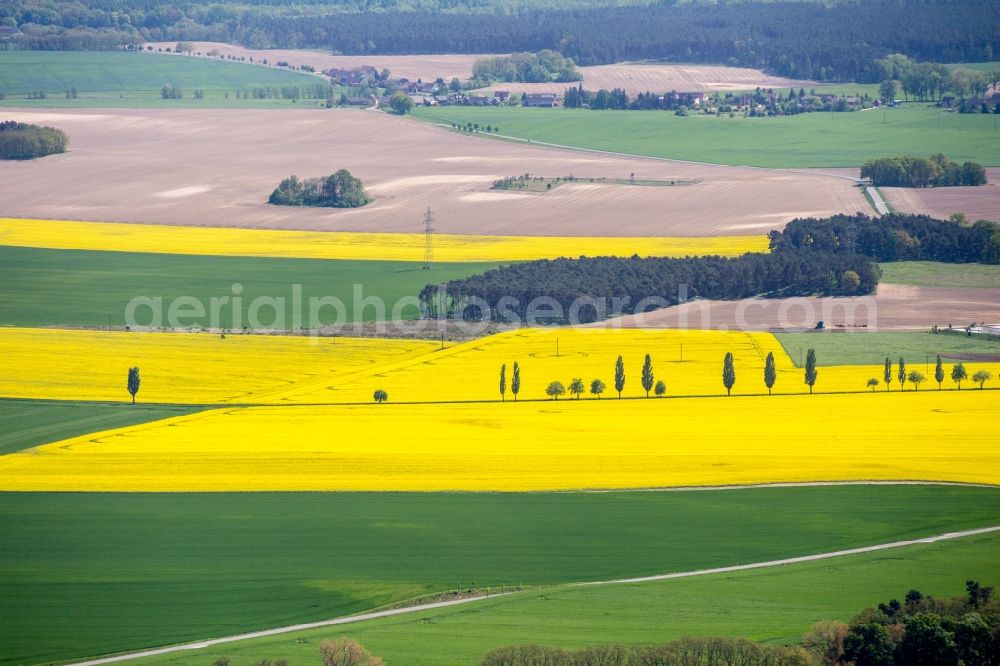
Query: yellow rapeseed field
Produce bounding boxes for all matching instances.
[1,390,997,491]
[0,328,437,404]
[0,217,767,262]
[3,327,998,404]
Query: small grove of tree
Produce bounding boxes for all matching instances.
[387,92,414,114]
[479,637,810,666]
[935,355,945,390]
[861,154,987,188]
[590,378,605,398]
[884,357,893,392]
[764,351,777,395]
[722,352,736,396]
[654,380,666,397]
[952,362,968,389]
[472,50,581,84]
[0,121,68,160]
[499,363,506,401]
[545,381,565,400]
[867,377,880,391]
[641,354,654,397]
[320,638,384,666]
[973,369,992,389]
[568,377,585,399]
[512,361,520,401]
[269,170,370,208]
[804,348,818,394]
[614,355,625,398]
[908,370,925,391]
[127,366,140,404]
[373,389,388,403]
[160,83,182,99]
[809,583,999,666]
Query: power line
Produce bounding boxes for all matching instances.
[423,206,434,270]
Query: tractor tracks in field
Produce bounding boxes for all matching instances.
[64,523,1000,666]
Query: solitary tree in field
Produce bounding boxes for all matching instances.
[569,378,585,399]
[884,357,893,392]
[373,389,388,403]
[908,370,925,391]
[935,355,945,390]
[654,380,666,397]
[952,363,967,390]
[641,354,654,397]
[614,355,625,398]
[867,378,880,392]
[320,638,381,666]
[127,366,140,405]
[512,361,521,401]
[499,363,507,401]
[804,349,818,394]
[387,92,414,115]
[898,357,907,391]
[546,381,566,400]
[973,370,993,389]
[590,378,606,399]
[722,352,736,396]
[764,351,776,395]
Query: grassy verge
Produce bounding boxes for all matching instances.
[879,261,1000,289]
[129,531,1000,666]
[0,399,200,454]
[776,331,1000,367]
[0,246,497,327]
[2,486,999,665]
[0,50,339,109]
[413,105,1000,168]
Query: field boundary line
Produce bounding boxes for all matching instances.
[61,524,1000,666]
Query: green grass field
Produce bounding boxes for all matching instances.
[775,331,1000,367]
[879,261,1000,289]
[0,399,200,455]
[0,246,497,327]
[2,486,998,665]
[0,51,339,108]
[127,531,1000,666]
[413,104,1000,167]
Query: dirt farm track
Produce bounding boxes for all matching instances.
[0,108,868,237]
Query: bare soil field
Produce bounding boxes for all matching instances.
[590,283,1000,331]
[0,108,868,237]
[479,62,826,96]
[146,42,492,82]
[147,43,823,94]
[883,169,1000,222]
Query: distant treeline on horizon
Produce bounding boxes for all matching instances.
[5,0,999,83]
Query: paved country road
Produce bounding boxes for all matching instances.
[65,524,1000,666]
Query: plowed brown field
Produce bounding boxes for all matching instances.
[883,169,1000,223]
[0,108,868,237]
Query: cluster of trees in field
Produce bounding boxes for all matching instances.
[0,120,67,159]
[421,251,877,324]
[523,349,818,401]
[770,213,1000,264]
[471,51,580,85]
[268,170,369,208]
[874,54,1000,108]
[802,581,998,666]
[6,0,999,84]
[869,356,993,393]
[861,155,987,188]
[481,636,811,665]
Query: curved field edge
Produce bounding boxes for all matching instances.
[2,486,999,666]
[132,532,1000,666]
[411,106,1000,169]
[0,399,202,455]
[0,218,766,262]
